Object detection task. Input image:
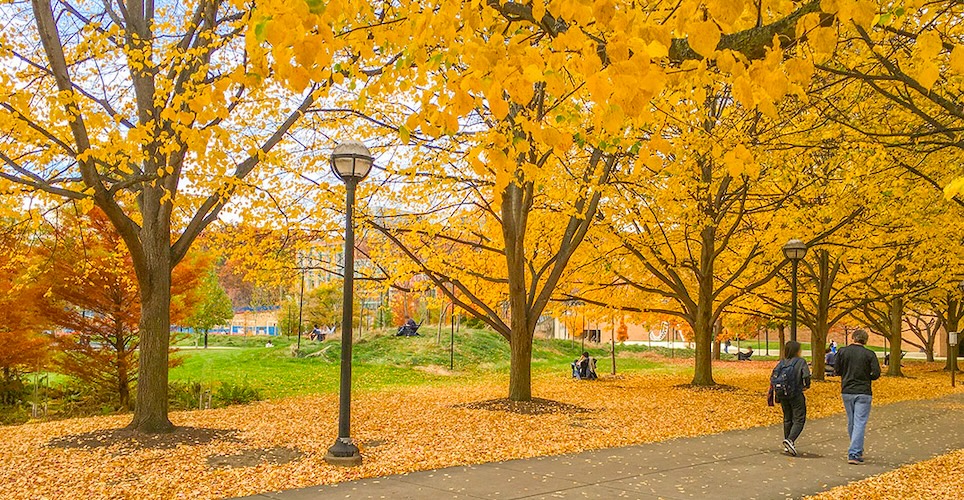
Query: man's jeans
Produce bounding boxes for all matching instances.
[842,393,872,458]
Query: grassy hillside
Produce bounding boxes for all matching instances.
[171,329,677,399]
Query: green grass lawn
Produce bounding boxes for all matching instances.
[171,329,673,399]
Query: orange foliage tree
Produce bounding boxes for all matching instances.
[0,229,49,403]
[42,209,207,410]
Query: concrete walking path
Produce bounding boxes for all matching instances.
[241,392,964,500]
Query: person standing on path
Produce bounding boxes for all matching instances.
[770,341,811,456]
[834,329,881,465]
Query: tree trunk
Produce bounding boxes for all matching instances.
[925,345,935,362]
[887,296,904,377]
[113,315,131,410]
[117,334,130,410]
[691,224,716,386]
[778,323,786,359]
[128,245,174,433]
[508,320,533,401]
[713,316,722,360]
[118,357,130,411]
[945,297,961,372]
[692,308,714,385]
[811,250,830,381]
[203,329,208,349]
[503,181,534,401]
[811,324,827,381]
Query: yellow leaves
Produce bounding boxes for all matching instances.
[592,0,617,27]
[531,0,546,21]
[949,45,964,74]
[807,27,838,63]
[914,31,944,59]
[910,31,945,90]
[914,61,940,91]
[943,176,964,200]
[706,0,745,30]
[785,58,815,86]
[641,39,669,58]
[820,0,841,14]
[600,105,626,135]
[484,84,509,120]
[177,111,195,126]
[585,73,613,103]
[808,448,964,500]
[722,144,758,179]
[837,0,878,29]
[687,20,721,59]
[795,12,823,40]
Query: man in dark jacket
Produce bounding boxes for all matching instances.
[834,329,881,465]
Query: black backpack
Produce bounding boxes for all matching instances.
[770,359,799,401]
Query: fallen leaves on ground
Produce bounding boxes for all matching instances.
[0,361,959,499]
[808,448,964,500]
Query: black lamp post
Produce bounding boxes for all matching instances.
[324,141,373,467]
[782,239,808,343]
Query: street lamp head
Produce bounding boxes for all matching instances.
[330,141,374,182]
[782,239,808,261]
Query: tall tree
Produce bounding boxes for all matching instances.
[0,0,340,431]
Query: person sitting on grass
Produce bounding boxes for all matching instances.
[737,347,754,361]
[825,348,837,377]
[571,352,598,380]
[310,324,323,341]
[396,316,421,336]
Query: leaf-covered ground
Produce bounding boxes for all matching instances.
[808,447,964,500]
[0,360,959,499]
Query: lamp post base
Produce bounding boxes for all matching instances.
[324,438,362,467]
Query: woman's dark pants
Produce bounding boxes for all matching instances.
[780,393,807,442]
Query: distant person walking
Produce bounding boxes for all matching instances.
[830,340,838,353]
[769,341,811,456]
[724,339,731,354]
[834,329,881,465]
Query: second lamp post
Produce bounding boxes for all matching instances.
[783,239,808,343]
[324,141,373,467]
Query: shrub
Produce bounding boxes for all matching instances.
[47,380,112,418]
[214,381,260,406]
[0,377,27,406]
[0,405,29,426]
[169,380,207,410]
[463,316,487,329]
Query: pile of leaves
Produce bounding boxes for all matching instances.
[808,447,964,500]
[0,363,958,499]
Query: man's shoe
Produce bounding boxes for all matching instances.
[856,456,865,463]
[848,456,860,465]
[783,439,797,456]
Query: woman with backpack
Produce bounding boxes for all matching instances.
[769,341,811,456]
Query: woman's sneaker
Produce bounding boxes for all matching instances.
[783,439,797,456]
